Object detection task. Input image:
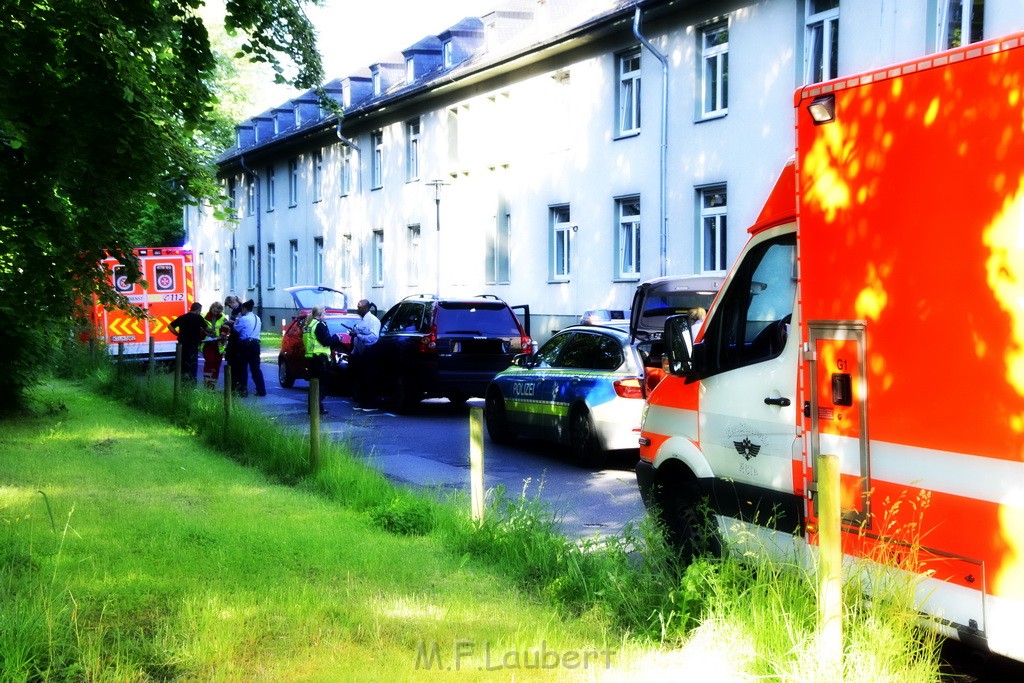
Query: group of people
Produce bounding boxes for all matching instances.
[169,295,381,413]
[168,296,266,397]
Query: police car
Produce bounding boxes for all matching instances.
[483,324,647,468]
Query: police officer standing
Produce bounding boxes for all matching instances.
[231,299,266,397]
[303,306,334,414]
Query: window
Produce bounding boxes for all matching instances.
[246,175,256,215]
[617,197,641,279]
[805,0,839,84]
[340,234,352,286]
[265,165,275,211]
[340,145,352,196]
[486,208,511,285]
[198,252,206,288]
[559,332,624,371]
[288,157,299,206]
[289,239,298,286]
[371,131,383,189]
[407,224,421,284]
[405,56,415,83]
[372,68,381,96]
[550,205,572,281]
[267,242,276,289]
[701,24,729,118]
[312,149,323,202]
[699,187,728,273]
[227,177,237,218]
[938,0,984,49]
[314,237,324,285]
[699,233,796,374]
[406,118,420,182]
[617,49,641,136]
[247,245,256,290]
[442,40,453,68]
[372,230,384,286]
[213,250,221,289]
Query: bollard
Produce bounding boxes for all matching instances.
[469,407,484,522]
[309,378,320,472]
[223,365,232,442]
[148,336,155,380]
[817,453,843,669]
[173,342,182,410]
[117,341,124,375]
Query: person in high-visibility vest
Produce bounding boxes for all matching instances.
[302,306,334,414]
[201,301,229,389]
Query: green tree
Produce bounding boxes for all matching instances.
[0,0,324,413]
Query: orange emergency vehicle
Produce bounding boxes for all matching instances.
[637,31,1024,661]
[87,247,196,361]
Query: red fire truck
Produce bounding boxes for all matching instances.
[637,32,1024,661]
[86,247,196,361]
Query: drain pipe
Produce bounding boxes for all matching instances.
[633,7,669,276]
[239,155,263,320]
[336,119,361,152]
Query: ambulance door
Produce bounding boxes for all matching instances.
[695,229,800,517]
[805,321,870,527]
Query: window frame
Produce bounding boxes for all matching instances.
[616,196,641,280]
[340,145,352,197]
[314,236,324,285]
[265,165,275,212]
[247,245,256,290]
[406,118,421,182]
[312,149,323,202]
[937,0,984,50]
[288,239,298,287]
[804,0,840,85]
[700,23,729,119]
[372,230,385,286]
[698,186,728,274]
[407,224,421,285]
[486,209,511,285]
[288,157,299,207]
[616,48,642,137]
[371,131,383,190]
[550,205,572,282]
[267,242,276,290]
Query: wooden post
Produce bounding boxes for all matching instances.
[309,378,320,472]
[469,407,484,522]
[147,336,155,380]
[117,341,124,375]
[173,342,181,410]
[817,453,843,668]
[223,364,232,441]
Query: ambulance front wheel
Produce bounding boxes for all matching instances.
[658,478,722,562]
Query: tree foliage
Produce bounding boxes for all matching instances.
[0,0,324,413]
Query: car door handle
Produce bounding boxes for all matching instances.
[764,396,791,407]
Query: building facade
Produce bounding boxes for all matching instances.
[185,0,1024,339]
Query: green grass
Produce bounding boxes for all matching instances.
[1,349,947,681]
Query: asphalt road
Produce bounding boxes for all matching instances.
[229,356,647,540]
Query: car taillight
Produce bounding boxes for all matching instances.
[418,329,437,352]
[519,334,532,352]
[613,377,644,399]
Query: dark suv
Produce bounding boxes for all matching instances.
[370,295,531,411]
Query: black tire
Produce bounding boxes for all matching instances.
[278,354,295,388]
[568,406,606,469]
[658,479,722,562]
[484,388,516,444]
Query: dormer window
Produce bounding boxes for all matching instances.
[442,40,453,68]
[342,84,351,108]
[372,69,381,96]
[406,56,415,83]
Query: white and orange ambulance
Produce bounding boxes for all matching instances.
[637,31,1024,661]
[86,247,196,361]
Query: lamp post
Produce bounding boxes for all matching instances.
[425,179,448,297]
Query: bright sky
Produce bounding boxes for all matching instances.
[252,0,495,112]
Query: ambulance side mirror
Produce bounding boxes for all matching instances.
[663,314,695,376]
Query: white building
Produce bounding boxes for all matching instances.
[185,0,1024,339]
